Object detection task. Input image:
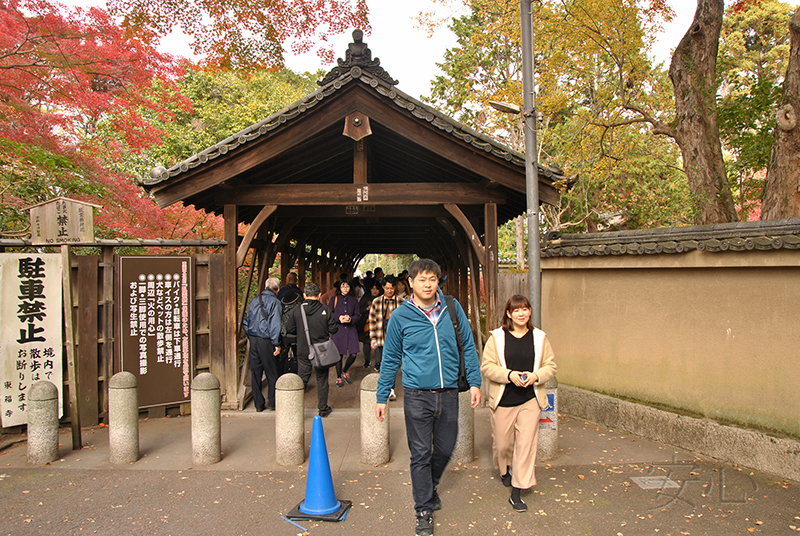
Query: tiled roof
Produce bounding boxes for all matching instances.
[140,36,563,188]
[541,219,800,257]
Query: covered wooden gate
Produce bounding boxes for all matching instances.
[141,31,563,409]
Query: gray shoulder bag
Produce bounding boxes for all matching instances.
[300,303,340,368]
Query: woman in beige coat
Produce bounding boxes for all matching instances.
[481,294,557,512]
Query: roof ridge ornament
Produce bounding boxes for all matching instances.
[318,29,399,87]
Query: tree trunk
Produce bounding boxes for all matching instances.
[762,8,800,220]
[669,0,739,224]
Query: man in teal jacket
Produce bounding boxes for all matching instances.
[375,259,481,536]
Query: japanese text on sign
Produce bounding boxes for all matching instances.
[0,254,64,427]
[119,257,193,408]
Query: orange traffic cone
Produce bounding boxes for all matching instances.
[287,415,352,521]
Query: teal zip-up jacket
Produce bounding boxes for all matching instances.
[376,292,481,404]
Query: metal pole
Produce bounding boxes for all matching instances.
[520,0,541,327]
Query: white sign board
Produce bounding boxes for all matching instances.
[0,254,64,427]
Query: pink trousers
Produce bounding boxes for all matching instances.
[490,396,542,489]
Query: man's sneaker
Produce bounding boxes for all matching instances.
[415,510,433,536]
[388,388,397,401]
[508,495,527,512]
[319,406,333,418]
[431,488,442,511]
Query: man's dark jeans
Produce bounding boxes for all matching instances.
[403,388,459,513]
[297,352,332,411]
[248,336,277,410]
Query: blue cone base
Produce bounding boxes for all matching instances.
[300,496,340,515]
[287,499,352,522]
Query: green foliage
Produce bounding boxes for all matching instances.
[717,0,794,220]
[357,254,418,277]
[130,68,323,175]
[545,114,696,233]
[430,0,688,234]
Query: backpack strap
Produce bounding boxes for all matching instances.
[258,293,270,323]
[445,295,467,389]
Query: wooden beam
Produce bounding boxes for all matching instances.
[275,205,451,220]
[216,183,506,206]
[236,205,277,267]
[468,246,484,349]
[352,91,559,205]
[100,246,114,422]
[354,138,368,184]
[265,217,301,270]
[236,247,258,337]
[485,202,499,333]
[444,203,486,266]
[62,245,81,449]
[150,95,359,207]
[223,204,239,408]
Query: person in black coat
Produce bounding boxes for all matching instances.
[283,282,338,417]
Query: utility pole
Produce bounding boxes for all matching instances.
[520,0,541,327]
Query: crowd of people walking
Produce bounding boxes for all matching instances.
[242,260,557,535]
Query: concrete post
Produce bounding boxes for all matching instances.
[27,381,59,465]
[451,390,474,464]
[275,373,304,466]
[191,373,221,466]
[537,378,558,461]
[108,372,139,464]
[360,373,389,465]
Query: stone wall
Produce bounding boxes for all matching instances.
[535,219,800,439]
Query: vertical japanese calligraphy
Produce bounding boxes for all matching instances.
[119,257,194,408]
[0,254,64,427]
[28,197,96,246]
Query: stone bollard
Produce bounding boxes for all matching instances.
[451,390,474,464]
[108,372,139,464]
[537,378,559,460]
[275,373,305,466]
[27,381,59,465]
[360,373,389,465]
[191,373,221,466]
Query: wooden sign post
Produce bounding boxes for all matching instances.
[61,244,81,449]
[27,198,100,450]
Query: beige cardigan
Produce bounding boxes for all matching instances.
[481,327,557,410]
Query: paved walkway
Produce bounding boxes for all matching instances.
[1,399,798,536]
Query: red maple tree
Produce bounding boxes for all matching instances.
[0,0,224,240]
[108,0,370,70]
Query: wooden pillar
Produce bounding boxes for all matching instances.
[324,254,333,290]
[459,261,469,318]
[310,249,320,286]
[76,256,98,426]
[223,204,238,408]
[62,246,81,449]
[280,246,292,282]
[468,247,484,349]
[100,246,114,422]
[485,203,499,332]
[297,251,307,291]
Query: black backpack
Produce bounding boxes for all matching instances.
[280,289,302,338]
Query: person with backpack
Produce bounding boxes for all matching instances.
[279,283,303,374]
[242,277,282,412]
[283,282,339,417]
[374,259,481,536]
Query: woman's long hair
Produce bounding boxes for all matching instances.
[501,294,534,332]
